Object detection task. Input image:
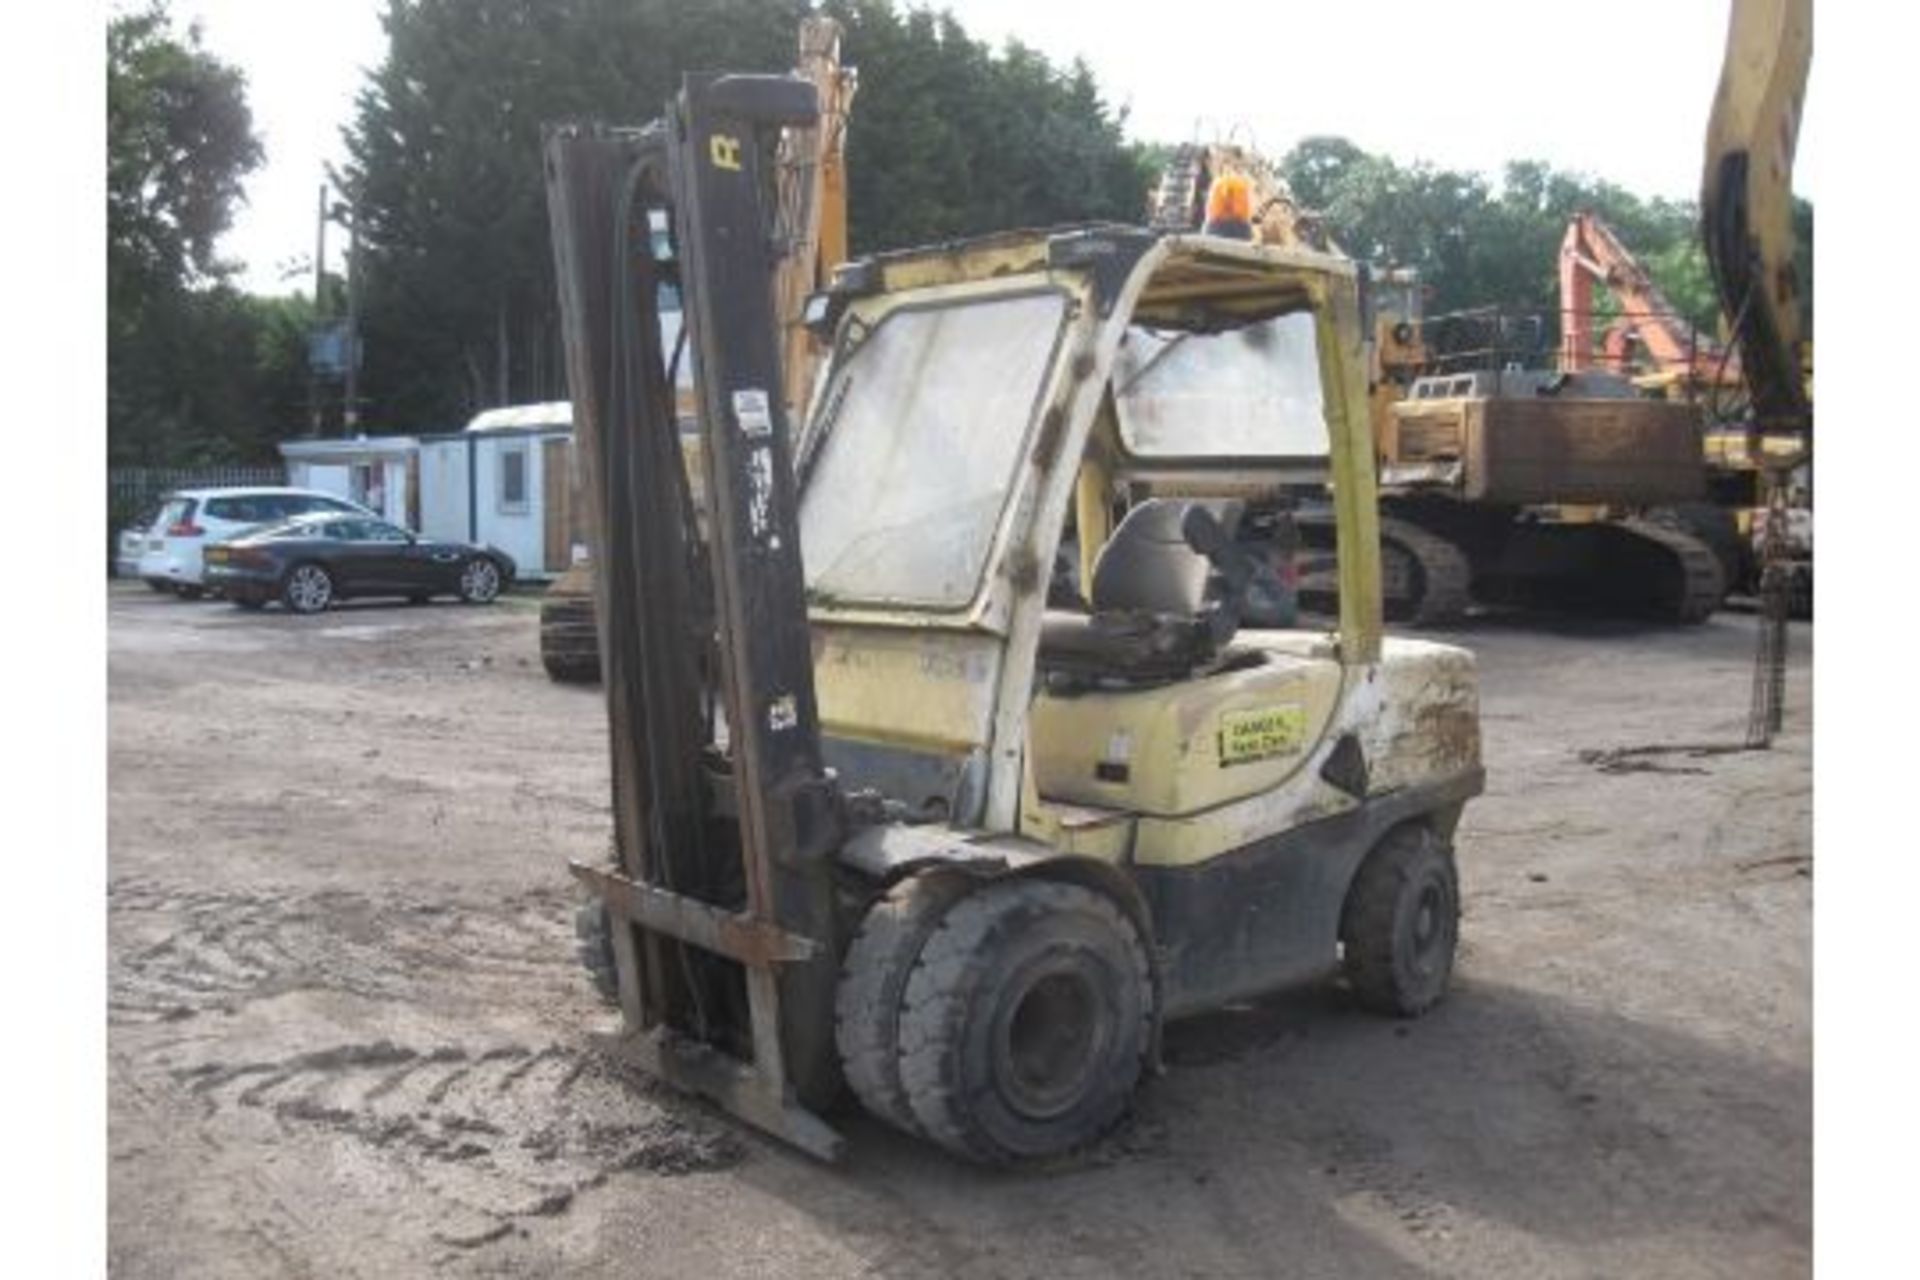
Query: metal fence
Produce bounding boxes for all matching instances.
[107,465,286,572]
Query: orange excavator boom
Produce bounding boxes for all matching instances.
[1557,211,1728,383]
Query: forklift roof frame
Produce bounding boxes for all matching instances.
[796,227,1386,834]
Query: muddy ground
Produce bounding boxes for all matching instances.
[107,582,1811,1278]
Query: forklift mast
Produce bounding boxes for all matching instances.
[544,74,847,1158]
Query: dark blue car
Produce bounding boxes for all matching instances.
[204,514,516,615]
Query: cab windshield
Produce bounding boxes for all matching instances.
[1112,312,1329,460]
[799,290,1068,608]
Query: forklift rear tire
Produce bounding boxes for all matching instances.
[835,870,973,1135]
[1339,824,1459,1017]
[896,878,1152,1163]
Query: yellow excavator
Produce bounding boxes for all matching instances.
[1555,208,1809,614]
[1151,143,1723,626]
[1700,0,1812,743]
[540,14,857,682]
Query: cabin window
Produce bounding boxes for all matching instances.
[499,446,529,513]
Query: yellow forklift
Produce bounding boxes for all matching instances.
[546,73,1484,1163]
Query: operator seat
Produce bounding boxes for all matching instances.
[1038,499,1254,685]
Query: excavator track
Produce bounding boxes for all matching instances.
[1377,518,1474,626]
[1293,512,1474,627]
[1610,517,1727,624]
[1489,517,1727,625]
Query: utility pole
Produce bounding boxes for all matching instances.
[342,201,360,434]
[309,183,328,438]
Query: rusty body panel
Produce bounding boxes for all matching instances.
[1390,394,1706,506]
[569,861,820,966]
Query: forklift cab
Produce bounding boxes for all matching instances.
[795,229,1480,1026]
[797,231,1402,844]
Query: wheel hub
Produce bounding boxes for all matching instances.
[463,560,499,600]
[997,961,1105,1119]
[1409,880,1448,973]
[289,567,330,611]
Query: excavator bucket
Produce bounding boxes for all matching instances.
[544,74,847,1159]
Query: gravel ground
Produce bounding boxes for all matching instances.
[107,582,1811,1278]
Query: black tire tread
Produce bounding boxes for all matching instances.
[834,871,972,1135]
[1339,824,1457,1017]
[896,878,1151,1163]
[539,596,601,684]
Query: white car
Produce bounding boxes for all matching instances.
[137,487,377,598]
[115,504,162,581]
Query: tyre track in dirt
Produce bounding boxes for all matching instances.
[109,878,583,1024]
[166,1037,742,1244]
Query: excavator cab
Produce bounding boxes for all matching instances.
[548,79,1483,1164]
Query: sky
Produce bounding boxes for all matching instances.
[161,0,1822,297]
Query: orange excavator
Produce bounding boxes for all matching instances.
[1558,211,1744,403]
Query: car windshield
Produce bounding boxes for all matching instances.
[1113,312,1330,459]
[799,290,1068,608]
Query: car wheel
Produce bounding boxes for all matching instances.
[458,556,502,604]
[174,584,205,601]
[282,564,335,615]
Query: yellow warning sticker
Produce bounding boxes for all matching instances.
[1218,704,1307,766]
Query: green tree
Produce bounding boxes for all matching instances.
[341,0,809,427]
[1272,137,1762,357]
[339,0,1151,428]
[108,2,263,298]
[108,2,271,464]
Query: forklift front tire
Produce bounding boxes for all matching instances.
[896,878,1152,1163]
[1339,823,1459,1017]
[836,870,973,1135]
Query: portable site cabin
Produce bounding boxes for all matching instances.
[277,300,688,581]
[417,402,586,581]
[280,435,420,528]
[278,407,585,581]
